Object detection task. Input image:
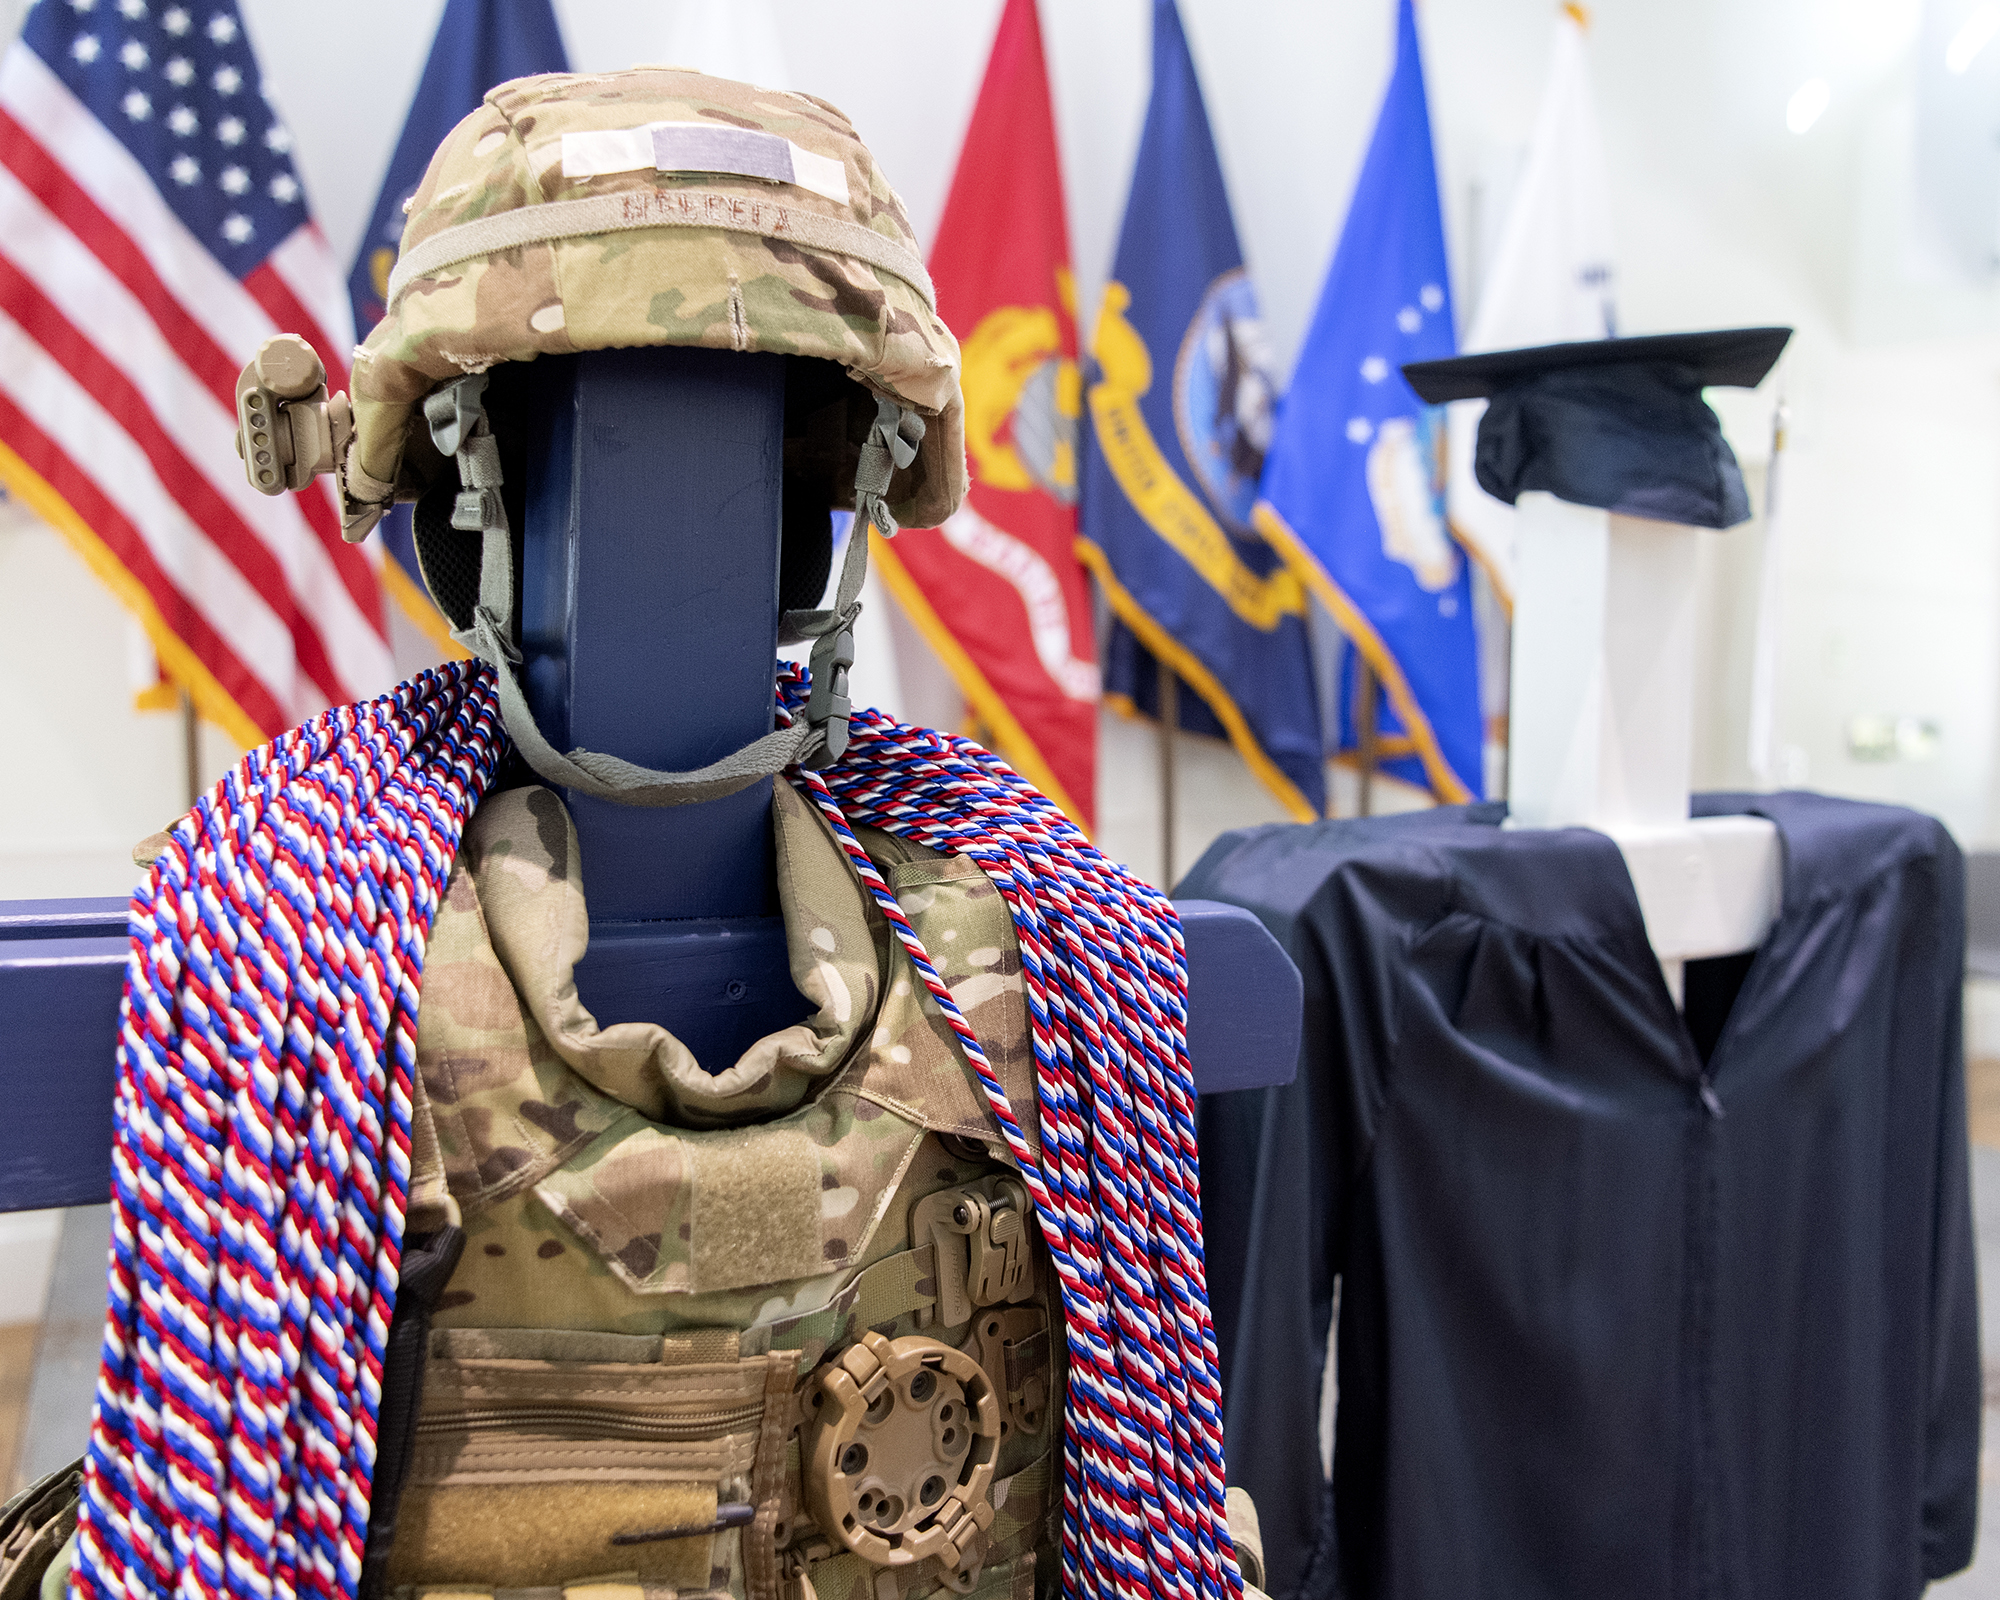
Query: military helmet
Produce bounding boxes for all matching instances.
[237,66,966,787]
[341,67,963,540]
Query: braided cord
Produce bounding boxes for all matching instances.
[777,667,1241,1600]
[76,663,505,1600]
[73,661,1240,1600]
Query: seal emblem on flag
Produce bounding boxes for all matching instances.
[960,301,1079,506]
[1364,411,1459,596]
[864,0,1099,827]
[1173,266,1275,533]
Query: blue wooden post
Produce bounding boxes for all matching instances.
[515,345,783,921]
[0,895,1298,1211]
[503,346,808,1068]
[0,901,122,1210]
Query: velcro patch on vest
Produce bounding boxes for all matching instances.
[560,122,851,205]
[390,1481,718,1590]
[687,1128,824,1292]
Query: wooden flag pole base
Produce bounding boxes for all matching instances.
[179,687,198,814]
[1357,662,1380,819]
[1159,658,1179,889]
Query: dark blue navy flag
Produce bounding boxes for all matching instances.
[1079,0,1322,822]
[1253,0,1481,802]
[349,0,568,640]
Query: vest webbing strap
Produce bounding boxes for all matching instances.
[767,1243,939,1372]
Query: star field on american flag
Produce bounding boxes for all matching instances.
[32,0,305,274]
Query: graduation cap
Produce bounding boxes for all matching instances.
[1403,326,1792,530]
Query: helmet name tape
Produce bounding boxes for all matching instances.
[561,121,851,205]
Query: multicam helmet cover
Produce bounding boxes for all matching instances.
[338,66,967,540]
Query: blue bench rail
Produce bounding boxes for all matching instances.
[0,892,1299,1216]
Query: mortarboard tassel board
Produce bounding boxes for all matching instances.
[1404,326,1792,531]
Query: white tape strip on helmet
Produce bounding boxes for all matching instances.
[560,121,850,205]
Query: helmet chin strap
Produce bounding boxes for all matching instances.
[424,374,922,806]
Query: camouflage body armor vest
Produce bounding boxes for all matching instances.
[384,779,1063,1600]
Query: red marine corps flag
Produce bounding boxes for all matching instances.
[873,0,1098,827]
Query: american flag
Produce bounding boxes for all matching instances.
[0,0,391,746]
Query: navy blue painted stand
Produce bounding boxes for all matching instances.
[507,347,802,1069]
[0,349,1300,1214]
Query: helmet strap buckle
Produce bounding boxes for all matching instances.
[452,488,504,533]
[803,624,857,769]
[424,371,491,457]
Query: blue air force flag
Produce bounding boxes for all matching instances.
[1079,0,1323,821]
[348,0,568,643]
[1252,0,1481,802]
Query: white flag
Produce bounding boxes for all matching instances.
[1447,5,1618,603]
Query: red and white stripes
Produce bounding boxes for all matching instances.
[0,44,390,741]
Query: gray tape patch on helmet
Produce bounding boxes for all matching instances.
[561,121,851,205]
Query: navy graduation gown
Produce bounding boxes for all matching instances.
[1186,792,1978,1600]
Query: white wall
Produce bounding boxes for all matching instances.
[4,0,2000,915]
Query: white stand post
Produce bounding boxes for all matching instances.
[1508,492,1781,1003]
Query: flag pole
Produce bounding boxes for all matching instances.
[1159,658,1179,887]
[1746,393,1790,786]
[179,688,199,813]
[1357,662,1379,817]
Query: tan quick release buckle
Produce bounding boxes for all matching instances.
[801,1331,1001,1584]
[908,1178,1035,1331]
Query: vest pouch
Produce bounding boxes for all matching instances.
[386,1327,794,1596]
